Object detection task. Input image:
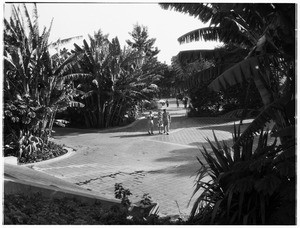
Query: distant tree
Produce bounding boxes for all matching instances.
[65,29,161,128]
[155,63,176,98]
[126,24,164,100]
[126,23,159,59]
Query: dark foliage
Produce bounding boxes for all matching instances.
[18,141,67,164]
[4,193,184,225]
[189,126,295,225]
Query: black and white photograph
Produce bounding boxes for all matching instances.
[3,1,296,225]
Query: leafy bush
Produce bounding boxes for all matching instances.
[4,193,183,225]
[4,95,46,157]
[189,126,295,225]
[18,141,67,164]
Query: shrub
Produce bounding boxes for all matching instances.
[18,141,67,164]
[189,125,295,225]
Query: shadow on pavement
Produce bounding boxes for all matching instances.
[53,116,193,137]
[111,133,152,138]
[52,116,246,138]
[196,121,252,133]
[152,138,233,178]
[52,127,100,137]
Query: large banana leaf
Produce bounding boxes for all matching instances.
[160,3,215,23]
[187,64,234,88]
[178,25,253,48]
[208,55,270,91]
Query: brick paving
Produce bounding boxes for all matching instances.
[31,99,253,218]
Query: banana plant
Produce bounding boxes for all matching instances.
[4,3,90,157]
[161,3,295,224]
[70,31,161,128]
[70,31,120,128]
[161,3,295,134]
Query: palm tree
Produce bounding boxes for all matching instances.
[126,24,160,59]
[108,46,161,126]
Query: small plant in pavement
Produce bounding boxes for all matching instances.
[114,183,132,208]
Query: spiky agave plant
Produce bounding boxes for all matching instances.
[189,123,295,225]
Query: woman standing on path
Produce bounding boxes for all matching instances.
[157,110,163,134]
[162,109,171,135]
[147,111,154,134]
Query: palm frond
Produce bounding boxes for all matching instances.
[53,52,81,75]
[11,5,26,42]
[83,39,96,67]
[4,18,18,42]
[32,3,39,42]
[22,4,34,37]
[41,18,53,48]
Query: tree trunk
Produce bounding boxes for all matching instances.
[105,98,114,128]
[97,90,102,128]
[110,97,121,127]
[47,107,57,138]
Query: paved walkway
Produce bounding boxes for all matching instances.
[30,99,252,219]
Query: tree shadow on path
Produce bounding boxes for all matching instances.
[196,120,252,133]
[152,138,233,178]
[52,116,245,138]
[110,133,153,138]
